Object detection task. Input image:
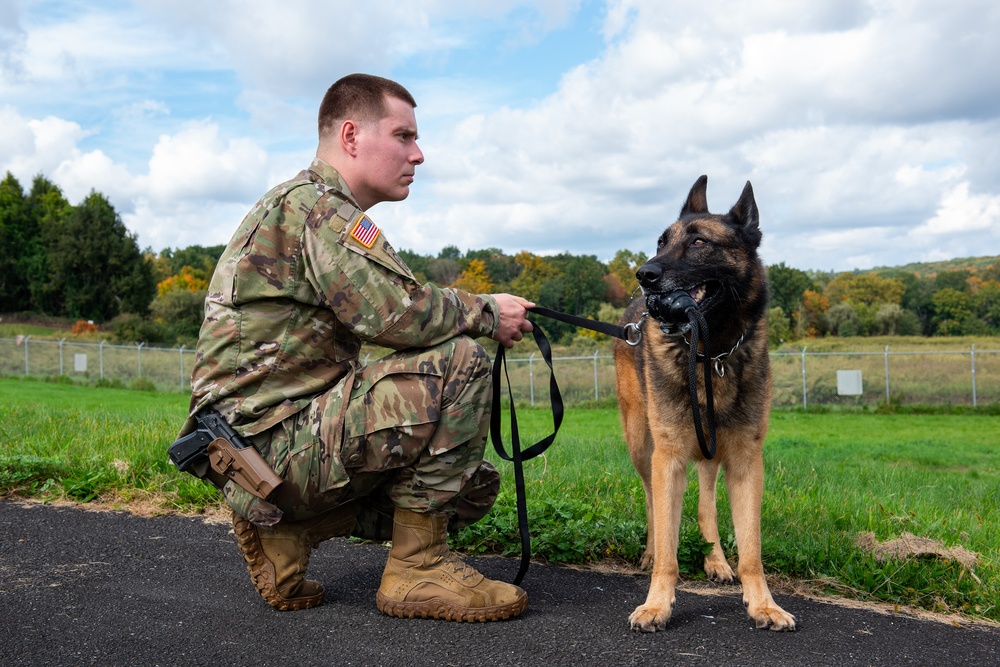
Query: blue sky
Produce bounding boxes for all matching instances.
[2,0,999,273]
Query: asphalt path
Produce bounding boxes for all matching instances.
[2,500,997,667]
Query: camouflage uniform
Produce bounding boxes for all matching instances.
[182,158,501,539]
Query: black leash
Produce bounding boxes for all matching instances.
[489,320,563,585]
[489,304,717,585]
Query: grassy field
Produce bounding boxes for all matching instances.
[1,376,997,622]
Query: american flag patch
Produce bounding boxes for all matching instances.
[350,215,380,248]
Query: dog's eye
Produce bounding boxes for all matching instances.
[691,237,706,247]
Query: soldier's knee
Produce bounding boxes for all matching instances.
[449,335,490,372]
[440,336,492,404]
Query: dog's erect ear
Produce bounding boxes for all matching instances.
[680,175,709,216]
[729,181,762,247]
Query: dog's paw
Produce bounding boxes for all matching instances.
[704,555,735,583]
[628,603,672,632]
[639,550,654,570]
[748,604,797,631]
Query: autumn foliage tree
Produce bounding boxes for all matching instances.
[451,259,494,294]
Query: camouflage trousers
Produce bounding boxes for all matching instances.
[226,336,499,541]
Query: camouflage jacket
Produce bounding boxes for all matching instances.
[183,158,499,437]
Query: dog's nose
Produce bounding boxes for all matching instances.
[635,263,662,287]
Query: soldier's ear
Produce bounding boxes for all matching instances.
[341,120,360,157]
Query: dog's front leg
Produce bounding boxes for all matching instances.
[628,448,687,632]
[696,458,736,582]
[725,453,796,631]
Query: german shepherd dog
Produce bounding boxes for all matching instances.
[613,176,796,632]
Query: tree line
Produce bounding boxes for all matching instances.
[2,171,999,346]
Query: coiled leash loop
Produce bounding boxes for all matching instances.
[489,321,563,586]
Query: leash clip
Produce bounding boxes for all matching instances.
[624,312,647,347]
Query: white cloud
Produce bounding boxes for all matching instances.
[3,0,1000,273]
[143,121,268,204]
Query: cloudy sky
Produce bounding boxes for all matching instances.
[2,0,999,273]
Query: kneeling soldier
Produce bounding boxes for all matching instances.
[172,74,533,622]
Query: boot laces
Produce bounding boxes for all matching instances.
[440,550,478,581]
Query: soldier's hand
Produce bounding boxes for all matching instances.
[490,294,534,349]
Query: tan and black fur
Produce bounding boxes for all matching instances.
[614,175,795,632]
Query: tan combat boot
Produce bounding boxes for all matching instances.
[376,507,527,622]
[232,503,357,611]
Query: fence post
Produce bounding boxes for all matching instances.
[58,337,66,375]
[179,344,186,391]
[23,336,31,376]
[593,349,600,402]
[529,353,535,406]
[884,345,890,405]
[800,346,808,410]
[971,344,977,409]
[99,340,105,380]
[136,342,145,378]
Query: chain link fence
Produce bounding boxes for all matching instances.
[2,337,998,409]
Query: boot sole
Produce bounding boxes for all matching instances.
[232,515,325,611]
[375,590,527,622]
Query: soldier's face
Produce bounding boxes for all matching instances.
[353,95,424,209]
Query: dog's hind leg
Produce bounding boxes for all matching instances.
[696,457,736,582]
[723,450,796,631]
[628,445,687,632]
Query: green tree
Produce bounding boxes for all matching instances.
[767,306,791,347]
[160,244,226,277]
[535,253,608,343]
[25,176,73,314]
[931,288,972,335]
[0,173,30,311]
[972,281,1000,333]
[827,302,860,337]
[882,270,935,335]
[463,248,520,290]
[150,288,206,343]
[981,260,1000,283]
[825,272,905,307]
[607,249,648,297]
[767,262,815,334]
[510,251,562,304]
[874,303,906,335]
[47,192,156,321]
[935,269,971,292]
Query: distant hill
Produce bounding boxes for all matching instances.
[871,255,1000,278]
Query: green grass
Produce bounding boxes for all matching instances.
[1,376,997,622]
[0,323,60,337]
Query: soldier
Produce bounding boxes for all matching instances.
[180,73,534,622]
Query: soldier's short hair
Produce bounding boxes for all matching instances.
[318,74,417,137]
